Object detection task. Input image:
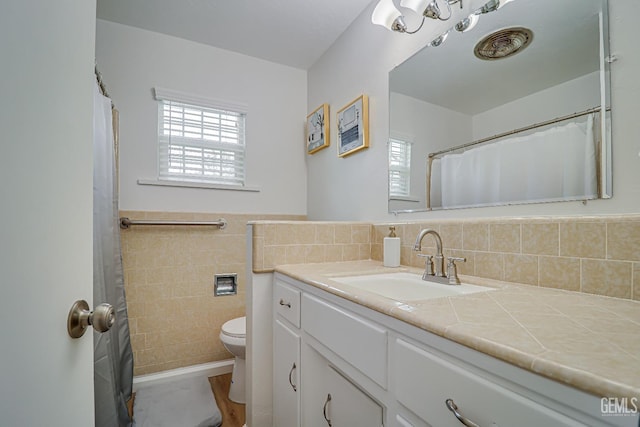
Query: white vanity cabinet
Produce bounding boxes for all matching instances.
[274,276,385,427]
[301,293,386,427]
[273,281,301,427]
[273,273,638,427]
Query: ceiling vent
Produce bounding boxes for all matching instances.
[474,27,533,60]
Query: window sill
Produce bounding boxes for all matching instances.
[137,179,260,192]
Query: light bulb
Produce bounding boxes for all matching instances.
[498,0,515,8]
[372,0,404,31]
[455,13,479,32]
[400,0,430,15]
[429,30,449,47]
[479,0,499,13]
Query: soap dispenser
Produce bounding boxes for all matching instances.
[383,226,401,267]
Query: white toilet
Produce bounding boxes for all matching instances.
[220,316,246,404]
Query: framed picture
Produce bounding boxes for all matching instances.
[306,104,330,154]
[337,95,369,157]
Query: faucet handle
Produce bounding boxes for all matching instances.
[446,257,466,285]
[417,254,434,277]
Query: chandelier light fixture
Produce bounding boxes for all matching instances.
[372,0,516,43]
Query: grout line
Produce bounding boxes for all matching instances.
[519,223,523,254]
[632,264,635,300]
[605,222,609,260]
[579,258,583,293]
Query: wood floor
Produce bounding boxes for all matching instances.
[210,373,246,427]
[126,373,245,427]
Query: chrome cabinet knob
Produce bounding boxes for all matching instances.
[67,300,115,338]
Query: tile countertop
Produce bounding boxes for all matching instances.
[274,260,640,401]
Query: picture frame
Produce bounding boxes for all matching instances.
[306,103,330,154]
[337,95,369,157]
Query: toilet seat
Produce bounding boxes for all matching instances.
[221,316,246,338]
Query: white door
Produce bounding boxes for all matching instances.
[0,1,97,426]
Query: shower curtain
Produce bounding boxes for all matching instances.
[93,81,134,427]
[434,114,597,208]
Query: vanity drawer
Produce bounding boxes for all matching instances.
[302,294,387,388]
[393,338,582,427]
[274,280,301,328]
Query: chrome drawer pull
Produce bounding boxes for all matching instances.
[279,299,291,308]
[446,399,480,427]
[288,362,297,392]
[323,393,332,426]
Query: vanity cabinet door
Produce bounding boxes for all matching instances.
[320,365,384,427]
[273,319,300,427]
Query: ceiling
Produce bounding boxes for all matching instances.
[96,0,375,70]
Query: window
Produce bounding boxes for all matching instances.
[388,138,412,197]
[155,89,246,187]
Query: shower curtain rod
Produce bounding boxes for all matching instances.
[119,217,228,230]
[428,106,610,159]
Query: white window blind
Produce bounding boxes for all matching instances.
[389,138,411,197]
[156,93,246,186]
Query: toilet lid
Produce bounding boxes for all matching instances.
[221,316,246,338]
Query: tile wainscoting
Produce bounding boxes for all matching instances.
[121,211,305,376]
[251,221,373,272]
[252,215,640,301]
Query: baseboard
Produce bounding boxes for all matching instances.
[132,359,234,392]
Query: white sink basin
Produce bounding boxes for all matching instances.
[331,272,494,301]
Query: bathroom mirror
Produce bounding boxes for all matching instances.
[388,0,611,213]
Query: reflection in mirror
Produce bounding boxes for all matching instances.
[388,0,611,213]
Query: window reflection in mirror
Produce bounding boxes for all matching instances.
[388,0,611,213]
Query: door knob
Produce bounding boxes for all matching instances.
[67,300,115,338]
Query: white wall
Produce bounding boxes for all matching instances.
[96,20,308,215]
[307,0,640,221]
[389,92,472,211]
[472,72,601,139]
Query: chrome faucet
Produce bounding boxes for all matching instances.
[413,229,445,278]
